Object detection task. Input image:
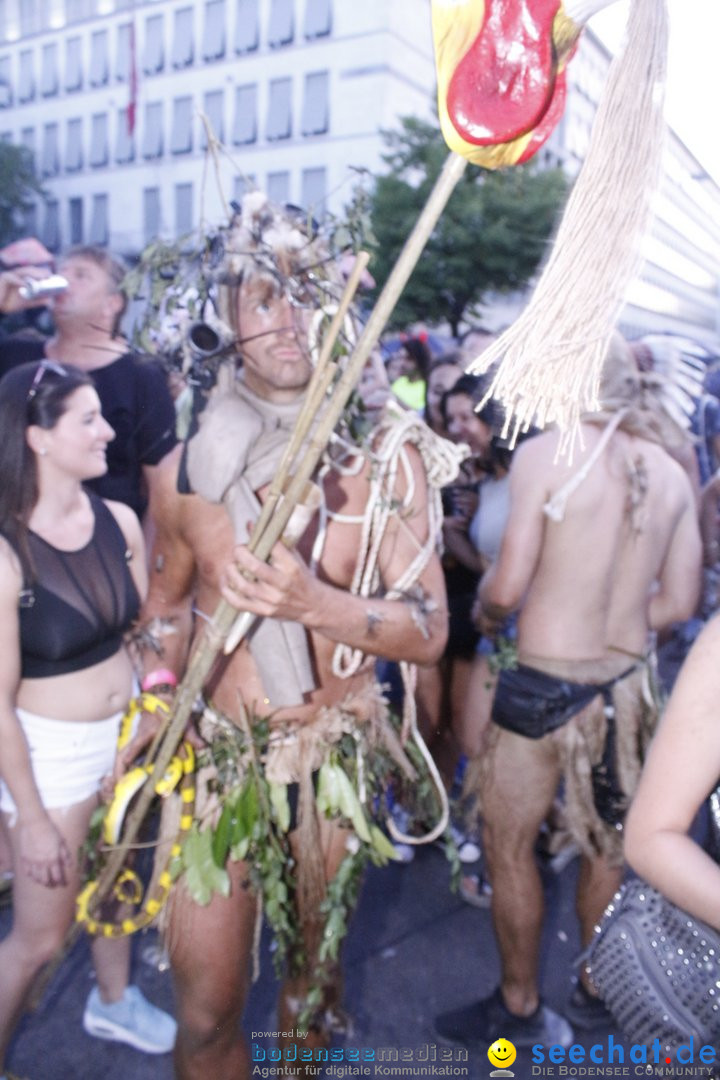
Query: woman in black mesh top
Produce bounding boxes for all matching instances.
[0,361,176,1075]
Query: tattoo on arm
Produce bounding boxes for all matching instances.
[400,585,439,641]
[127,617,178,657]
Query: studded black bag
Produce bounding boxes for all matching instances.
[586,875,720,1054]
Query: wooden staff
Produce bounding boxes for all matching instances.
[84,149,468,922]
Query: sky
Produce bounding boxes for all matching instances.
[589,1,720,184]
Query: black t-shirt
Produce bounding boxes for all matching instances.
[0,340,177,517]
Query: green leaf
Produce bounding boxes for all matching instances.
[333,764,371,843]
[211,803,233,868]
[181,825,231,905]
[269,781,291,833]
[369,824,400,863]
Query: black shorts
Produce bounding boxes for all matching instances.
[492,662,635,740]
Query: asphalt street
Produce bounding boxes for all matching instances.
[2,837,631,1080]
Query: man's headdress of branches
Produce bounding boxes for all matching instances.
[124,190,352,388]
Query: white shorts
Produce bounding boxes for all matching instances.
[0,706,125,816]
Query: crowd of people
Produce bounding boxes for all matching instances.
[0,207,719,1080]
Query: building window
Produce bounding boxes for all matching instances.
[233,174,256,202]
[19,50,35,103]
[0,57,12,108]
[143,187,161,244]
[116,23,132,82]
[170,96,193,154]
[66,0,94,23]
[20,1,39,35]
[267,171,290,205]
[235,0,259,53]
[89,193,109,246]
[301,166,326,215]
[201,89,224,148]
[301,71,328,135]
[65,36,83,92]
[22,203,38,237]
[41,43,59,97]
[172,7,194,68]
[266,78,291,141]
[203,0,225,61]
[115,106,135,163]
[43,198,60,251]
[21,126,35,154]
[41,122,59,177]
[175,182,193,236]
[142,101,164,159]
[90,30,109,87]
[69,196,83,246]
[232,83,257,145]
[268,0,293,47]
[65,117,83,173]
[90,113,108,167]
[304,0,331,38]
[143,14,164,75]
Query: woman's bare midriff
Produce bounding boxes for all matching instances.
[16,647,136,723]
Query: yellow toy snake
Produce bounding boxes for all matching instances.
[76,693,196,937]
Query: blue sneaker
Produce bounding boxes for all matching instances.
[83,985,177,1054]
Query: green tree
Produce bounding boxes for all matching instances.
[368,116,568,336]
[0,142,44,248]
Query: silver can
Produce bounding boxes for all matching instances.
[18,274,69,300]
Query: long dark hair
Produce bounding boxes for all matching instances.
[440,373,512,474]
[401,336,432,381]
[0,361,94,551]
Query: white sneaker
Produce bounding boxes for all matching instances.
[83,985,177,1054]
[392,840,416,863]
[449,825,482,864]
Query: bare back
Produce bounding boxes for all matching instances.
[488,423,701,662]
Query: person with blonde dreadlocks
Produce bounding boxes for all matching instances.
[121,194,456,1080]
[435,334,702,1049]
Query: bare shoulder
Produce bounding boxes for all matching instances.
[641,438,695,504]
[151,444,185,522]
[513,428,560,470]
[0,534,22,594]
[102,497,142,541]
[147,444,202,549]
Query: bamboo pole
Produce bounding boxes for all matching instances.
[86,149,468,920]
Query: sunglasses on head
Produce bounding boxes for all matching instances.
[26,360,68,403]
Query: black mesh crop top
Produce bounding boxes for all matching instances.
[10,493,141,679]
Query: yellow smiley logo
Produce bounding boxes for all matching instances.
[488,1038,517,1069]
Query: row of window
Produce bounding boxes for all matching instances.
[25,168,328,252]
[0,0,331,105]
[23,192,110,251]
[5,1,130,39]
[16,73,327,176]
[10,0,331,41]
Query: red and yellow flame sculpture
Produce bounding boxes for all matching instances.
[432,0,582,168]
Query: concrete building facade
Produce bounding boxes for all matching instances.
[0,0,435,253]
